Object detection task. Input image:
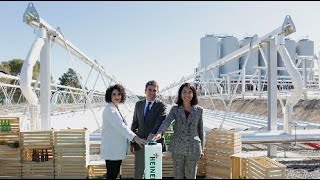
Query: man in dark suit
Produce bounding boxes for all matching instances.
[130,80,167,179]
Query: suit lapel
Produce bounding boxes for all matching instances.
[187,106,197,124]
[140,100,146,122]
[178,106,186,124]
[149,100,158,115]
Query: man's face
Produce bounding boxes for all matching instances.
[145,85,158,101]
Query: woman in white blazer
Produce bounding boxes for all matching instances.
[101,84,147,179]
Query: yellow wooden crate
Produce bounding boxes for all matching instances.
[0,160,22,179]
[20,130,53,149]
[0,117,20,132]
[245,156,287,179]
[205,129,242,179]
[21,161,54,179]
[88,164,106,178]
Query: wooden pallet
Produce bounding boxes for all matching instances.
[120,154,135,178]
[89,141,101,155]
[88,163,107,178]
[205,129,242,179]
[54,129,88,147]
[20,130,53,149]
[0,160,22,179]
[22,148,54,162]
[230,152,267,179]
[0,132,19,144]
[0,117,20,132]
[162,152,174,177]
[0,143,20,161]
[21,161,54,179]
[245,156,286,179]
[54,129,89,179]
[0,132,22,179]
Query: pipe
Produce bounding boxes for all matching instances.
[241,130,320,144]
[277,36,304,134]
[277,37,304,107]
[89,130,320,144]
[20,28,46,106]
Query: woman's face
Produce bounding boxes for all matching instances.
[111,89,121,105]
[181,86,193,104]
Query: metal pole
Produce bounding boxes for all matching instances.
[258,68,261,99]
[40,32,52,130]
[267,39,278,157]
[303,59,308,99]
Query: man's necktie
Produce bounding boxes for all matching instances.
[144,101,152,122]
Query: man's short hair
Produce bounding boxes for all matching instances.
[145,80,159,90]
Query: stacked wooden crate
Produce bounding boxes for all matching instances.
[0,117,21,179]
[162,152,174,177]
[54,129,89,179]
[87,162,106,179]
[205,129,242,179]
[245,156,287,179]
[20,130,54,179]
[120,154,135,178]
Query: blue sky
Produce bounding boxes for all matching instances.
[1,1,320,95]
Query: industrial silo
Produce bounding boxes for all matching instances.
[239,36,259,75]
[220,36,239,75]
[258,42,269,76]
[296,39,314,69]
[200,34,220,81]
[277,38,296,76]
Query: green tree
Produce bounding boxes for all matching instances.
[0,59,40,103]
[58,68,82,89]
[1,59,40,80]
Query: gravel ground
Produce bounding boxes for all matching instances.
[279,159,320,179]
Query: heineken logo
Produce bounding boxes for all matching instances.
[153,153,159,159]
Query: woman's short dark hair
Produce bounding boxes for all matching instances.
[105,84,126,103]
[176,82,198,106]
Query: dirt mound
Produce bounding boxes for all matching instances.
[198,98,320,122]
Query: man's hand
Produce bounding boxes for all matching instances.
[133,136,148,147]
[147,134,155,141]
[130,144,135,154]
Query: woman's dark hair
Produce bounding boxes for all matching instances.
[105,84,126,103]
[176,82,198,106]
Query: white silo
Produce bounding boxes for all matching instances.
[220,36,239,75]
[258,42,269,76]
[239,36,259,75]
[277,38,296,76]
[296,39,314,68]
[200,34,220,81]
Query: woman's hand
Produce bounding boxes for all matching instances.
[200,151,205,159]
[152,132,162,141]
[133,136,148,147]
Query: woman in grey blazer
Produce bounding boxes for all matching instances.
[101,84,147,179]
[153,82,204,179]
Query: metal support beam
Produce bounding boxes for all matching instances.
[40,32,52,130]
[267,39,278,157]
